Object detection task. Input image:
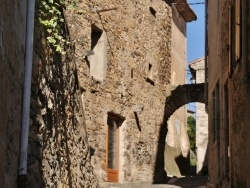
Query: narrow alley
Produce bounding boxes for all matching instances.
[1,0,250,188]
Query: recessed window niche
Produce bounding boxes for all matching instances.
[88,25,108,82]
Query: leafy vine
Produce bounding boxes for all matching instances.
[36,0,79,54]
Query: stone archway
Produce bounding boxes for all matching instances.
[165,83,205,119]
[154,83,205,183]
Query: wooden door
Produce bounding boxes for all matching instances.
[106,115,120,182]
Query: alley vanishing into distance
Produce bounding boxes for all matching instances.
[1,0,250,188]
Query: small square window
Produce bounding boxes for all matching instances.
[149,7,156,17]
[147,63,154,81]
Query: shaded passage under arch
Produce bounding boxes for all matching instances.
[154,83,205,183]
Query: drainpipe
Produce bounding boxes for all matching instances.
[18,0,36,187]
[242,0,247,83]
[204,0,208,110]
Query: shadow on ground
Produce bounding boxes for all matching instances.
[100,176,208,188]
[167,176,208,188]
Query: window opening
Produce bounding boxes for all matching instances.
[212,83,220,176]
[149,7,156,17]
[146,63,154,85]
[106,114,123,182]
[107,117,118,169]
[88,25,108,82]
[91,26,102,50]
[224,84,230,179]
[230,0,241,76]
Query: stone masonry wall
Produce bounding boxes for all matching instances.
[165,5,190,177]
[229,1,250,186]
[0,1,27,187]
[196,65,208,174]
[207,0,225,185]
[26,6,98,188]
[65,0,172,183]
[208,1,250,187]
[230,68,250,188]
[196,102,208,174]
[189,58,208,174]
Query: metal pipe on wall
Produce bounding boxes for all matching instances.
[18,0,36,186]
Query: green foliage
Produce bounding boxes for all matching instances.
[187,116,196,152]
[36,0,78,54]
[190,157,196,166]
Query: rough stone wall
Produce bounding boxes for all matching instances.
[195,102,208,174]
[196,62,208,174]
[0,1,27,187]
[189,58,208,174]
[229,68,250,188]
[208,1,250,187]
[207,0,225,186]
[229,1,250,187]
[165,5,189,177]
[65,0,172,183]
[26,7,98,188]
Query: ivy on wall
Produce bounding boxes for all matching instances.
[36,0,79,54]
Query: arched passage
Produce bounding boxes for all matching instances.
[154,83,205,183]
[165,83,205,119]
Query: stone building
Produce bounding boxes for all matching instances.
[187,108,195,118]
[66,0,172,183]
[0,1,98,187]
[64,0,196,182]
[206,0,250,187]
[0,1,27,187]
[189,57,208,174]
[65,0,196,184]
[165,3,196,177]
[0,0,197,187]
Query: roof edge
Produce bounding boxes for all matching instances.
[172,0,197,22]
[188,57,205,66]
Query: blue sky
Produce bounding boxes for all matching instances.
[187,1,205,63]
[186,1,205,112]
[186,0,205,81]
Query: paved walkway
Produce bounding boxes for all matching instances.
[100,176,208,188]
[166,176,207,188]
